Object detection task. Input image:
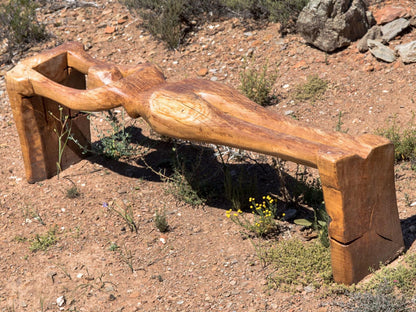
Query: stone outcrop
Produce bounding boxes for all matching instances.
[297,0,375,52]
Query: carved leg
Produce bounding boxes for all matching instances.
[318,135,404,284]
[7,64,90,183]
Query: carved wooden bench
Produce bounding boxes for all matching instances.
[6,42,404,285]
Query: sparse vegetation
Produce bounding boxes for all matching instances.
[124,0,309,48]
[377,114,416,166]
[258,238,332,290]
[292,75,328,103]
[338,281,411,312]
[30,227,58,252]
[0,0,47,63]
[154,208,169,232]
[104,202,138,233]
[239,59,278,106]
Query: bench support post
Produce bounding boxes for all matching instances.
[318,137,404,284]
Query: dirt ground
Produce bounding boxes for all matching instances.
[1,0,416,311]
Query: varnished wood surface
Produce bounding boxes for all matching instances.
[6,42,404,285]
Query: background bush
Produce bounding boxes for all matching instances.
[0,0,47,63]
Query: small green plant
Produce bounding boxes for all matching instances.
[0,0,47,63]
[30,226,58,252]
[335,111,349,133]
[13,235,27,242]
[226,195,280,237]
[66,185,80,199]
[239,60,278,106]
[22,204,45,225]
[293,75,328,103]
[109,242,120,251]
[258,238,332,290]
[377,114,416,163]
[103,202,138,233]
[154,208,169,233]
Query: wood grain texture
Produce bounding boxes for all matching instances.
[6,42,404,285]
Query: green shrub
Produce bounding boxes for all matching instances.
[292,75,328,103]
[0,0,47,62]
[258,238,332,290]
[377,115,416,163]
[239,60,277,106]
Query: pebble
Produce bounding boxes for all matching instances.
[284,110,294,116]
[57,296,66,307]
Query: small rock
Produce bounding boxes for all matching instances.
[367,40,396,63]
[57,296,66,307]
[197,68,208,77]
[304,284,315,293]
[381,18,410,42]
[410,201,416,207]
[284,110,294,116]
[210,76,218,81]
[109,294,116,301]
[104,26,116,34]
[395,41,416,64]
[118,17,128,25]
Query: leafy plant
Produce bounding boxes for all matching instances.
[226,195,280,237]
[154,208,169,233]
[30,226,58,252]
[0,0,47,63]
[259,238,332,290]
[239,59,278,106]
[292,75,328,103]
[94,110,135,159]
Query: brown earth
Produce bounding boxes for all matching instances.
[1,0,416,311]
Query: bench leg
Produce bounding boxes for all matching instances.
[317,135,404,284]
[7,67,90,183]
